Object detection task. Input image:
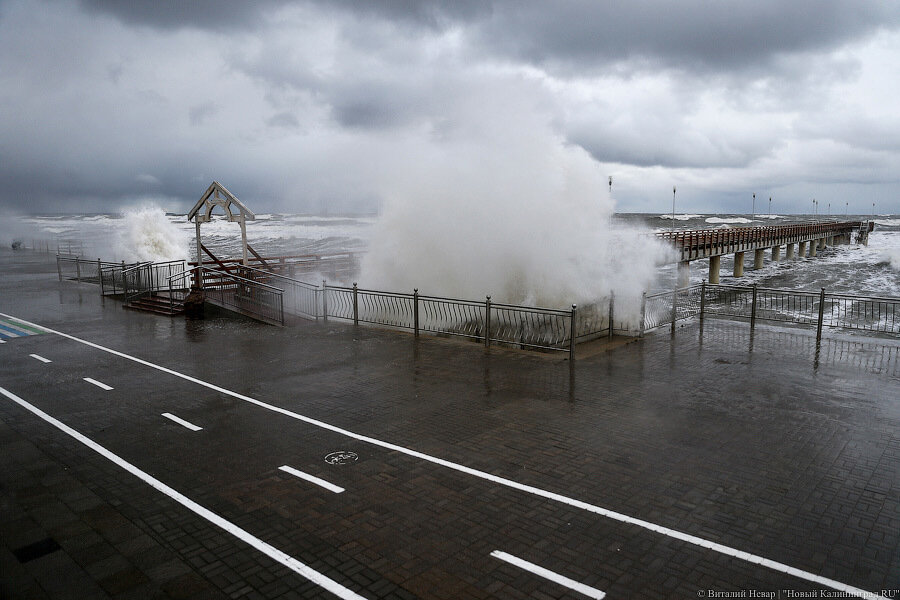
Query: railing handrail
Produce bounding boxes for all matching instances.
[199,267,284,293]
[233,264,319,290]
[122,261,154,274]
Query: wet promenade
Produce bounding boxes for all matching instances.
[2,249,899,599]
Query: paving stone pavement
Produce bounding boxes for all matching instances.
[2,249,900,599]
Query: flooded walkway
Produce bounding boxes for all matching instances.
[2,249,899,599]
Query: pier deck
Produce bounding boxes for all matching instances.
[2,249,899,599]
[657,220,869,284]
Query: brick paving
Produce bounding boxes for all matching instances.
[2,249,900,599]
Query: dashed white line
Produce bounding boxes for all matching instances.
[83,377,113,391]
[0,312,889,600]
[0,386,368,600]
[491,551,606,599]
[29,354,52,363]
[161,412,203,432]
[278,465,345,494]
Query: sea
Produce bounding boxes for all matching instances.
[8,211,900,299]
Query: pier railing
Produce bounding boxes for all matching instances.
[656,221,865,261]
[643,282,900,338]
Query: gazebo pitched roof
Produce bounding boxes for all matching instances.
[188,181,255,223]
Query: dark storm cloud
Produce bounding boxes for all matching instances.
[471,1,900,73]
[78,0,293,30]
[3,0,900,215]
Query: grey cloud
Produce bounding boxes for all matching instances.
[471,1,900,73]
[189,102,219,126]
[78,0,292,31]
[266,112,300,128]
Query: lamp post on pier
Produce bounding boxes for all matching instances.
[813,198,818,221]
[608,175,612,195]
[671,186,676,234]
[768,196,772,216]
[752,193,755,221]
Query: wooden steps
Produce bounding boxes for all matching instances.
[123,292,186,316]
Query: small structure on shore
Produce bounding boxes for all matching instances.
[187,181,255,268]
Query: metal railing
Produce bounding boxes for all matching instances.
[96,260,186,299]
[169,266,285,326]
[232,265,319,320]
[643,282,900,339]
[321,284,578,354]
[57,255,126,285]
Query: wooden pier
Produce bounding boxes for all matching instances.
[657,220,873,285]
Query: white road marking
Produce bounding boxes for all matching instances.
[161,412,203,432]
[29,354,52,363]
[83,377,113,391]
[0,386,368,600]
[278,465,344,494]
[0,312,887,600]
[491,551,606,599]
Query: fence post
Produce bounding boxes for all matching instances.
[700,279,707,321]
[413,289,419,337]
[817,287,826,342]
[750,283,758,329]
[608,291,615,340]
[352,282,358,326]
[485,296,491,348]
[639,292,646,338]
[322,280,328,322]
[670,287,678,334]
[569,304,577,361]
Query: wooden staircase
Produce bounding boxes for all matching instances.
[123,291,187,316]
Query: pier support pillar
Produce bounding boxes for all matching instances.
[798,241,807,258]
[786,243,795,259]
[753,248,765,270]
[819,238,827,250]
[772,245,781,262]
[827,236,834,247]
[708,255,720,284]
[809,240,817,257]
[677,260,691,288]
[733,251,745,277]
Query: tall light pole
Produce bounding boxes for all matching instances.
[608,175,612,196]
[752,193,756,221]
[672,185,676,233]
[768,196,772,216]
[813,198,817,220]
[845,201,848,216]
[828,202,831,217]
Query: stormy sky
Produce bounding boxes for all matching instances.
[1,0,899,215]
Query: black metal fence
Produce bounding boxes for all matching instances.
[643,282,900,339]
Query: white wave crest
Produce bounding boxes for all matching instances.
[706,217,753,224]
[659,214,701,221]
[116,206,189,262]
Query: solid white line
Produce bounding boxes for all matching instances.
[0,312,887,600]
[83,377,113,391]
[279,465,344,494]
[0,386,367,600]
[161,412,203,432]
[491,551,605,599]
[29,354,52,363]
